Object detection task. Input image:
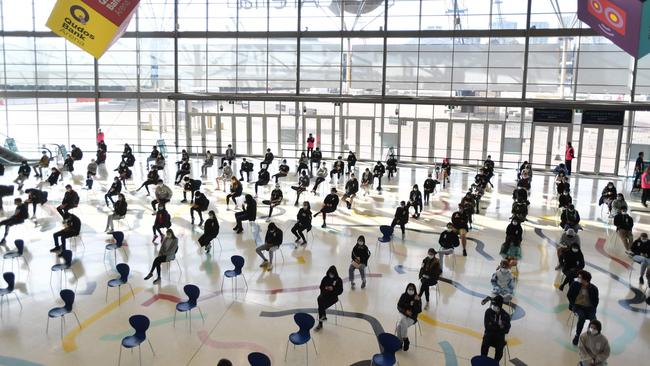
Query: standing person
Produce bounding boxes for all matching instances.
[310,162,328,195]
[262,184,283,219]
[373,161,386,191]
[14,161,31,191]
[342,173,359,209]
[216,161,233,192]
[438,223,459,267]
[390,201,409,238]
[348,235,370,289]
[152,206,171,242]
[418,248,442,309]
[386,154,397,179]
[480,295,511,362]
[104,194,127,233]
[291,170,310,206]
[578,320,610,366]
[630,233,650,285]
[642,167,650,207]
[198,211,219,253]
[255,222,283,270]
[190,191,209,226]
[96,128,104,144]
[565,142,575,175]
[233,194,257,234]
[33,151,50,178]
[613,207,634,252]
[144,228,178,284]
[254,167,270,197]
[104,177,122,207]
[314,265,343,331]
[239,158,254,182]
[221,144,235,168]
[558,243,585,291]
[226,177,243,208]
[49,212,81,255]
[633,151,644,189]
[313,188,339,228]
[291,201,312,246]
[568,270,599,346]
[395,283,422,351]
[306,133,315,158]
[309,147,322,175]
[0,198,29,245]
[151,179,172,211]
[346,151,357,174]
[423,173,439,204]
[56,185,79,218]
[136,168,159,196]
[451,209,469,256]
[272,159,289,183]
[441,158,451,188]
[200,150,214,178]
[408,185,423,218]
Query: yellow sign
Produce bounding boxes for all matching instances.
[46,0,121,59]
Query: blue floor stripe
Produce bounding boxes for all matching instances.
[439,341,458,366]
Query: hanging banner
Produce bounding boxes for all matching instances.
[46,0,139,59]
[578,0,650,59]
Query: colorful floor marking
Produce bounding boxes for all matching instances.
[438,341,458,366]
[99,314,204,341]
[0,356,45,366]
[595,237,630,269]
[62,287,143,352]
[296,256,306,264]
[438,278,527,321]
[418,314,522,346]
[198,330,274,358]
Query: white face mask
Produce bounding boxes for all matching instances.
[588,328,598,335]
[357,241,364,246]
[328,274,335,279]
[575,278,581,283]
[642,239,648,243]
[491,305,500,312]
[572,248,579,253]
[500,268,510,274]
[428,254,435,259]
[407,290,415,296]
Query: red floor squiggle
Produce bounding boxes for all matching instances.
[595,237,631,269]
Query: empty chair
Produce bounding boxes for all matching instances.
[2,239,29,272]
[50,250,76,288]
[471,355,500,366]
[370,333,401,366]
[174,284,205,332]
[46,289,81,339]
[248,352,271,366]
[118,315,155,366]
[104,231,128,263]
[0,272,22,313]
[220,255,248,293]
[285,313,317,365]
[106,263,135,305]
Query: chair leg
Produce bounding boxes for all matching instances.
[13,292,22,310]
[147,339,155,356]
[73,311,82,328]
[312,338,318,355]
[173,310,177,328]
[138,344,142,366]
[128,284,135,299]
[284,340,290,361]
[105,285,109,303]
[118,344,122,366]
[118,285,121,306]
[46,316,50,334]
[242,274,248,290]
[198,306,205,323]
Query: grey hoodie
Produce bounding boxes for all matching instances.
[578,332,610,366]
[155,184,173,201]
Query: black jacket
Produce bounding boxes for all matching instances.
[311,150,322,161]
[147,170,159,181]
[560,249,585,270]
[96,149,106,164]
[270,189,283,203]
[567,282,599,310]
[195,194,209,211]
[397,293,422,322]
[114,200,127,216]
[265,228,283,247]
[418,257,442,282]
[506,223,523,243]
[560,209,580,227]
[423,178,438,192]
[345,179,359,195]
[14,203,29,221]
[613,213,634,231]
[630,239,650,257]
[451,211,468,230]
[64,157,74,171]
[296,208,312,229]
[298,175,310,187]
[319,268,343,300]
[409,190,422,204]
[71,147,83,161]
[18,165,31,177]
[373,164,385,175]
[347,153,357,165]
[333,160,344,172]
[243,200,257,220]
[26,188,47,204]
[439,230,460,249]
[258,170,270,184]
[264,152,274,163]
[351,244,371,266]
[184,179,202,192]
[231,183,243,196]
[393,206,409,225]
[278,164,289,174]
[155,209,171,228]
[324,193,339,208]
[62,191,80,207]
[241,161,254,172]
[179,161,190,172]
[483,308,511,338]
[203,218,219,239]
[109,180,122,194]
[559,194,572,208]
[65,214,82,235]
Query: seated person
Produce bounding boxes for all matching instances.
[182,176,202,204]
[558,190,572,209]
[598,182,617,212]
[349,235,370,289]
[418,248,441,309]
[310,147,322,175]
[342,174,359,209]
[505,219,523,245]
[423,173,440,204]
[373,161,386,191]
[49,212,81,255]
[291,171,310,206]
[610,193,627,216]
[57,185,79,218]
[239,158,254,182]
[408,185,423,218]
[146,146,160,164]
[152,180,172,211]
[553,162,568,176]
[143,228,178,284]
[311,162,328,194]
[190,191,210,226]
[24,188,48,216]
[254,167,271,196]
[104,194,127,233]
[291,201,312,246]
[198,211,219,252]
[233,194,257,234]
[70,144,83,161]
[437,222,460,268]
[152,206,171,242]
[558,243,585,291]
[296,153,309,176]
[386,155,397,179]
[200,150,214,177]
[314,266,343,331]
[480,295,511,362]
[630,233,650,285]
[613,207,634,252]
[394,283,422,351]
[451,209,469,256]
[481,260,515,304]
[221,144,235,167]
[556,228,580,270]
[560,204,582,231]
[151,154,165,171]
[226,177,243,208]
[104,177,122,207]
[13,161,31,191]
[361,168,373,196]
[0,198,29,245]
[255,222,283,270]
[272,159,289,183]
[329,156,345,182]
[261,148,274,169]
[136,168,160,196]
[391,201,410,238]
[262,184,283,219]
[216,162,233,192]
[346,151,357,174]
[175,160,191,185]
[33,150,50,178]
[313,188,339,228]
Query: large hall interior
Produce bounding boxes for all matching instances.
[0,1,649,365]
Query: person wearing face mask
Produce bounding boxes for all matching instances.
[255,222,283,270]
[556,228,581,270]
[57,185,79,218]
[395,283,422,351]
[418,248,442,310]
[438,222,460,268]
[144,228,178,284]
[310,147,322,175]
[216,161,233,192]
[505,219,523,245]
[567,270,599,346]
[481,260,515,305]
[297,152,309,176]
[262,184,283,219]
[560,204,581,231]
[291,170,310,206]
[291,201,312,246]
[329,156,345,183]
[373,161,386,191]
[105,177,122,207]
[315,266,344,331]
[261,148,274,169]
[578,320,610,366]
[558,190,573,209]
[272,159,290,183]
[630,233,650,285]
[386,154,397,179]
[451,209,469,256]
[423,173,439,204]
[390,201,410,238]
[306,134,315,158]
[233,194,257,234]
[499,236,522,266]
[408,185,423,219]
[152,206,172,243]
[254,166,271,197]
[151,179,172,212]
[342,173,359,209]
[598,182,617,213]
[136,167,159,196]
[610,193,627,216]
[311,162,328,195]
[346,151,357,174]
[558,243,585,291]
[480,295,511,362]
[361,168,373,196]
[313,188,339,228]
[613,207,634,252]
[198,211,219,253]
[349,235,371,289]
[641,167,650,207]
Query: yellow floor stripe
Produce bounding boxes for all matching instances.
[418,313,523,346]
[296,256,306,264]
[62,287,143,352]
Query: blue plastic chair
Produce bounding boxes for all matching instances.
[370,333,401,366]
[2,239,29,272]
[0,272,22,313]
[118,315,155,366]
[50,250,76,288]
[174,284,205,332]
[378,225,393,242]
[248,352,271,366]
[285,312,317,365]
[104,231,128,263]
[46,289,81,339]
[106,263,135,305]
[221,255,248,294]
[471,355,500,366]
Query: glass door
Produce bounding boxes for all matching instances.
[486,124,503,165]
[399,119,415,162]
[359,119,373,160]
[531,124,572,169]
[578,127,599,173]
[599,129,620,174]
[578,126,622,174]
[188,114,206,155]
[468,123,484,162]
[250,116,264,156]
[434,122,448,161]
[343,118,358,156]
[415,120,431,163]
[218,115,234,155]
[450,122,466,161]
[235,116,249,156]
[266,116,279,157]
[531,125,549,169]
[320,118,334,158]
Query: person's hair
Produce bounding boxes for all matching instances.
[217,359,233,366]
[302,201,311,209]
[640,151,644,156]
[208,210,216,218]
[268,222,278,231]
[577,270,591,282]
[446,222,453,228]
[166,228,176,238]
[400,201,406,206]
[157,179,164,184]
[589,319,602,333]
[500,260,510,269]
[118,194,125,200]
[14,198,21,204]
[65,184,72,189]
[412,184,418,189]
[244,194,254,204]
[428,248,436,255]
[357,235,365,244]
[405,283,417,293]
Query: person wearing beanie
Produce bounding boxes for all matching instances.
[480,295,511,362]
[578,319,610,366]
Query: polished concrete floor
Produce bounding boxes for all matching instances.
[0,153,648,366]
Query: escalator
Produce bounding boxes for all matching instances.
[0,146,39,166]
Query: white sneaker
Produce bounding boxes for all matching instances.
[424,301,430,310]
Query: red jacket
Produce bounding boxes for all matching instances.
[565,146,574,161]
